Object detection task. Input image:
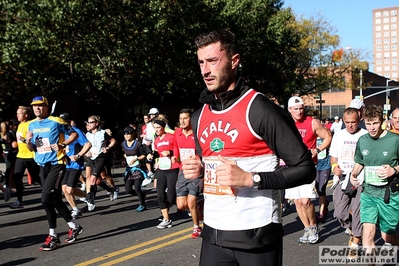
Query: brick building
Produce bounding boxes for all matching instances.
[301,70,399,119]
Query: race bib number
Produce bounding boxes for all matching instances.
[317,149,327,160]
[158,157,172,170]
[203,158,234,196]
[126,156,139,167]
[364,166,388,186]
[89,146,100,159]
[179,148,195,162]
[35,137,52,154]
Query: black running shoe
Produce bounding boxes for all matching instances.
[65,225,84,243]
[40,235,60,251]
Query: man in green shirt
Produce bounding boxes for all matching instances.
[351,105,399,260]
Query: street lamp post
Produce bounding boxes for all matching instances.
[359,70,363,100]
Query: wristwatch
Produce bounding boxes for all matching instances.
[316,148,321,154]
[252,173,261,188]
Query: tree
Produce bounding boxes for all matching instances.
[291,14,369,101]
[0,0,366,122]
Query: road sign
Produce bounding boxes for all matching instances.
[314,96,320,100]
[316,100,325,103]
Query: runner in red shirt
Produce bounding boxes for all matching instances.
[174,109,203,238]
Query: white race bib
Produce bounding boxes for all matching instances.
[203,158,234,196]
[36,138,52,154]
[158,157,172,170]
[364,166,388,186]
[179,148,195,162]
[126,156,139,167]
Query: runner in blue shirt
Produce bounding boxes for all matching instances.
[26,96,84,251]
[59,113,95,218]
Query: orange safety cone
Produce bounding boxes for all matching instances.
[27,171,33,185]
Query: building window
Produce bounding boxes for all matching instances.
[377,53,382,58]
[385,45,390,50]
[384,11,389,16]
[384,52,391,57]
[393,73,398,78]
[393,58,398,63]
[392,44,398,50]
[385,66,391,71]
[377,66,383,71]
[384,31,390,37]
[384,38,390,44]
[392,51,398,57]
[385,73,391,78]
[376,32,382,37]
[384,25,390,30]
[384,18,390,23]
[393,24,397,29]
[391,10,397,16]
[377,46,382,51]
[376,12,381,17]
[384,58,390,64]
[376,39,382,44]
[393,37,398,43]
[376,26,381,31]
[376,18,381,24]
[393,65,398,71]
[392,17,397,23]
[393,31,398,36]
[377,59,382,64]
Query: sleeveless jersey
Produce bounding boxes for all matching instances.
[197,89,280,230]
[16,120,35,159]
[86,129,109,160]
[295,116,317,163]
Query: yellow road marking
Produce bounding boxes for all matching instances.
[99,234,191,266]
[75,227,193,266]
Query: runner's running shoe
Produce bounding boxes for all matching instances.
[65,225,84,243]
[191,226,202,239]
[157,219,172,229]
[40,235,60,251]
[71,209,82,219]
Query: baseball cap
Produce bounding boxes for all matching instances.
[123,126,134,134]
[334,116,339,120]
[59,113,70,120]
[287,96,304,108]
[349,99,365,110]
[31,96,48,106]
[148,107,159,115]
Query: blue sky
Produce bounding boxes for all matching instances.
[282,0,399,71]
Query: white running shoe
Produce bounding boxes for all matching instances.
[71,209,82,219]
[141,178,152,187]
[157,219,172,229]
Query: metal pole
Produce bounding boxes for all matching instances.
[359,70,363,100]
[319,93,322,121]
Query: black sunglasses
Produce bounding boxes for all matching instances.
[87,121,96,124]
[124,131,133,135]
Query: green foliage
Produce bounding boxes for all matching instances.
[0,0,366,119]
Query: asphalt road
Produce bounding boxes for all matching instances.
[0,164,396,266]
